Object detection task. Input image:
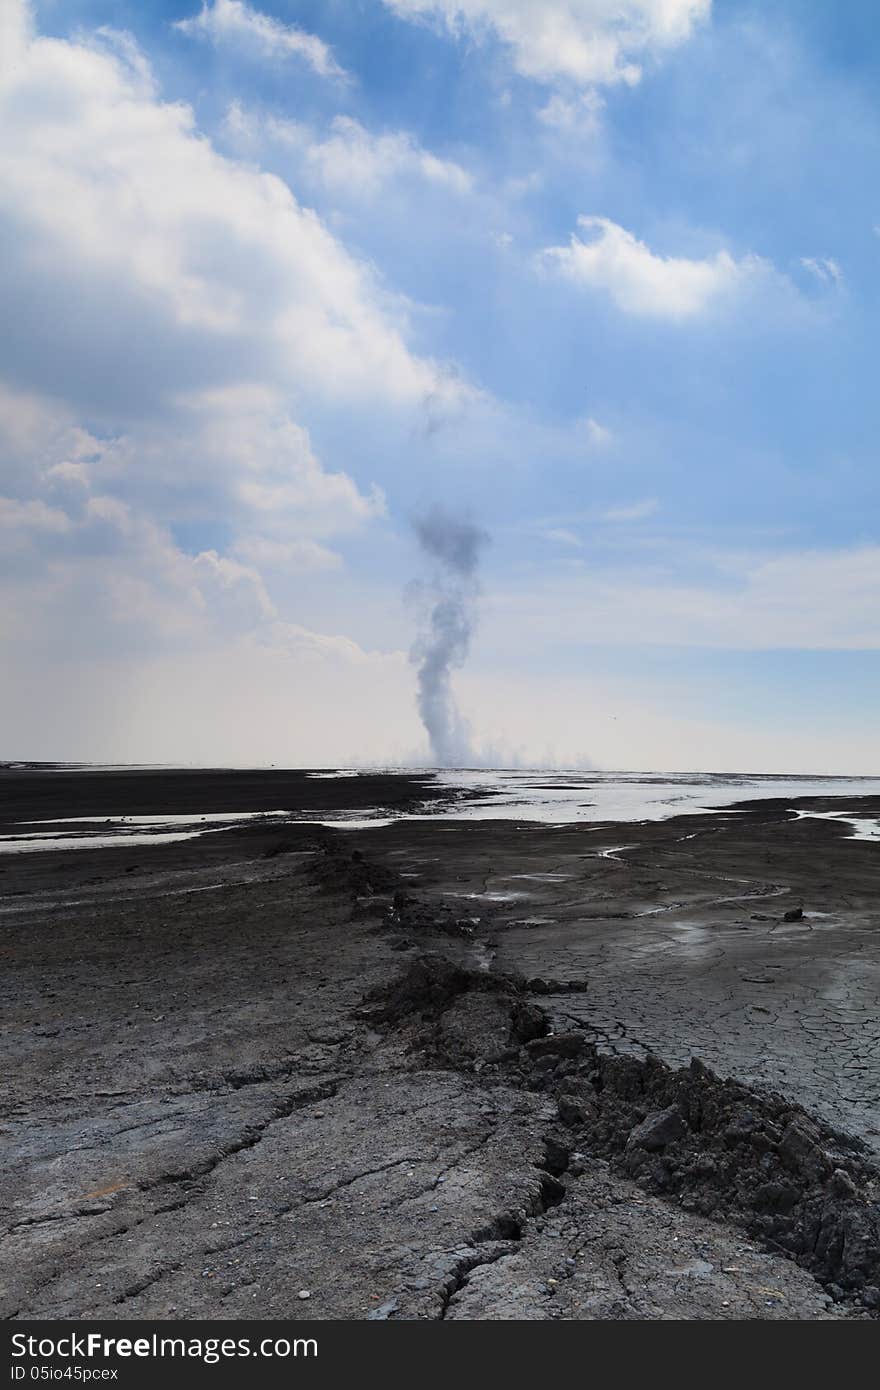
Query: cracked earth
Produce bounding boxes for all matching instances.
[1,772,878,1320]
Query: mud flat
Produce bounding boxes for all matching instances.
[0,769,878,1320]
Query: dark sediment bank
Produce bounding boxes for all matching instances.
[0,766,443,833]
[1,769,878,1320]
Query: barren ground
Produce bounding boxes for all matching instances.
[1,768,878,1320]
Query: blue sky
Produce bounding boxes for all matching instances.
[1,0,879,769]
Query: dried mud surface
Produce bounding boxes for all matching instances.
[1,770,878,1320]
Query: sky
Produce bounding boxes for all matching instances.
[1,0,879,772]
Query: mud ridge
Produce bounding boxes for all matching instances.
[364,946,880,1312]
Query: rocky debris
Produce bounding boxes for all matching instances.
[783,907,805,922]
[548,1055,879,1305]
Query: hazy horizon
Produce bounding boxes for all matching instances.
[4,760,880,781]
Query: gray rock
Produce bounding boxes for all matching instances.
[626,1106,687,1153]
[558,1095,592,1127]
[367,1296,400,1319]
[828,1167,858,1199]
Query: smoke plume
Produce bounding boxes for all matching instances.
[410,507,489,767]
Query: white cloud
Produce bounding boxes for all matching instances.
[225,106,473,197]
[602,498,658,521]
[299,114,473,196]
[801,256,843,285]
[543,216,768,318]
[0,497,71,533]
[174,0,347,79]
[192,548,276,626]
[537,90,604,136]
[0,485,269,653]
[0,10,450,411]
[0,4,441,736]
[172,390,386,539]
[383,0,711,88]
[233,536,343,573]
[0,0,29,74]
[46,461,90,488]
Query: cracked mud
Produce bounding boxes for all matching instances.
[1,769,878,1320]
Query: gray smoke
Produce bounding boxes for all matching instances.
[410,507,489,767]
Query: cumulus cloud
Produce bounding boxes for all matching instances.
[0,484,268,657]
[542,216,769,318]
[172,391,386,538]
[383,0,710,87]
[0,379,381,654]
[174,0,347,79]
[0,4,455,747]
[224,105,473,197]
[0,5,450,527]
[0,9,451,414]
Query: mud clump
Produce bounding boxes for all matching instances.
[308,842,400,900]
[362,953,547,1066]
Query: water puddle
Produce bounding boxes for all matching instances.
[793,810,880,842]
[506,872,573,883]
[0,810,291,856]
[443,890,532,903]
